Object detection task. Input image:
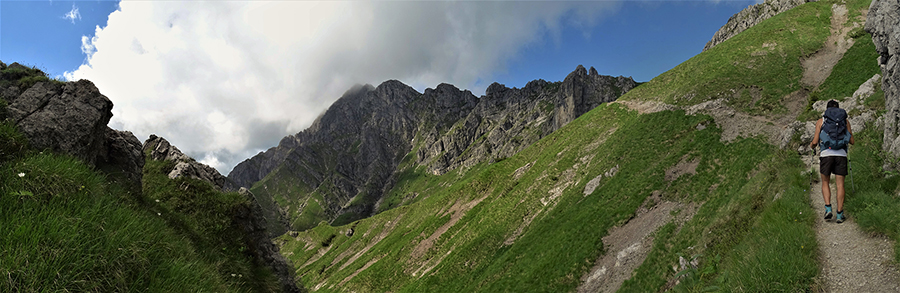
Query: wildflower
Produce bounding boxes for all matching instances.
[17,173,25,178]
[155,199,160,203]
[231,274,236,277]
[157,212,161,216]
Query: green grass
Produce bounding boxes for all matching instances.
[844,126,900,263]
[143,158,284,292]
[0,62,65,90]
[618,134,817,292]
[713,155,818,291]
[0,108,284,292]
[276,1,872,291]
[0,153,231,292]
[799,33,883,121]
[282,102,819,292]
[0,121,29,162]
[621,0,832,115]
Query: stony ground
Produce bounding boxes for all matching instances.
[804,153,900,292]
[576,193,698,293]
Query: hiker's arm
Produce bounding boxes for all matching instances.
[810,119,823,148]
[847,119,855,145]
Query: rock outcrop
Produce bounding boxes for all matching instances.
[704,0,816,51]
[228,66,636,232]
[143,134,239,191]
[1,65,144,189]
[866,0,900,166]
[415,65,636,174]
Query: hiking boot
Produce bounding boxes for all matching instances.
[824,211,833,220]
[836,213,845,224]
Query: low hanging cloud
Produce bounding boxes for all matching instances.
[65,1,618,174]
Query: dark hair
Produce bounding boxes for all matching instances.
[827,100,839,108]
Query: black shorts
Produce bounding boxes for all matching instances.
[820,156,848,176]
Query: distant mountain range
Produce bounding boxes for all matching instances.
[227,66,637,234]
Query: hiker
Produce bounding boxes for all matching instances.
[809,100,854,223]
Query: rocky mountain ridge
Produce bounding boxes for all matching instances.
[143,134,239,191]
[227,65,637,232]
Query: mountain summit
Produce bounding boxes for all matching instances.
[227,66,636,233]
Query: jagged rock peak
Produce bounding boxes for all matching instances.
[486,82,508,96]
[569,64,589,78]
[143,134,238,191]
[341,83,375,97]
[703,0,816,51]
[428,83,465,94]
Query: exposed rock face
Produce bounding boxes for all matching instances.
[415,65,636,174]
[143,135,239,191]
[98,128,145,186]
[866,0,900,166]
[228,66,636,232]
[1,74,144,189]
[704,0,815,51]
[234,188,304,293]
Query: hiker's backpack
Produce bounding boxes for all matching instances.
[819,107,851,150]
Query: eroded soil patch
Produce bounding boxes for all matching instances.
[577,194,698,293]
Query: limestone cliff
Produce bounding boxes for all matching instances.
[866,0,900,167]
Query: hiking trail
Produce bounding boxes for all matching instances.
[804,154,900,292]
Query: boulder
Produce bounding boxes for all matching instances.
[8,80,112,165]
[143,134,238,191]
[97,128,145,189]
[3,78,143,188]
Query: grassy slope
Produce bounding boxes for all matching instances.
[621,1,830,116]
[0,123,231,292]
[0,65,284,292]
[279,0,891,291]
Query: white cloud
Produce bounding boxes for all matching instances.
[63,3,81,24]
[64,1,618,175]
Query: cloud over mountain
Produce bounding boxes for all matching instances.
[64,1,618,173]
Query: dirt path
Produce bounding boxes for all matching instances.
[802,4,900,291]
[804,154,900,292]
[801,4,855,89]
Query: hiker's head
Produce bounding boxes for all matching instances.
[827,100,839,108]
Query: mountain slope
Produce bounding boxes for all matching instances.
[275,0,890,291]
[0,64,297,292]
[228,67,636,233]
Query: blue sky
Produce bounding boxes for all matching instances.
[1,0,759,174]
[2,0,119,78]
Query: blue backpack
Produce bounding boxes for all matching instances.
[819,107,850,150]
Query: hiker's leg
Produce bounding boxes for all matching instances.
[821,173,832,206]
[836,175,845,212]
